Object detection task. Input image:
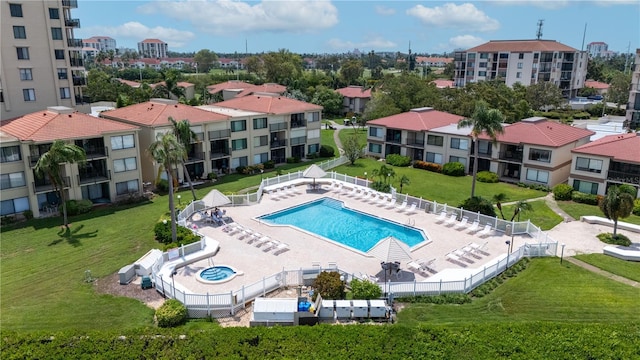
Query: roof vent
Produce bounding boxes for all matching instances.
[68,114,72,118]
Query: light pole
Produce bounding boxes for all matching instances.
[507,222,515,253]
[177,194,181,205]
[364,172,367,187]
[560,243,566,264]
[505,240,511,268]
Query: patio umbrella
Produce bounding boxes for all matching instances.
[302,164,327,185]
[202,189,231,208]
[367,236,413,264]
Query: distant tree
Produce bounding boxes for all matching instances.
[607,71,632,107]
[154,70,184,99]
[245,55,264,77]
[193,49,218,73]
[526,82,563,111]
[342,135,363,165]
[442,61,455,78]
[371,65,384,80]
[599,185,635,237]
[363,92,401,121]
[371,164,396,185]
[310,86,343,117]
[513,99,534,122]
[262,49,303,84]
[350,278,382,299]
[586,58,605,82]
[339,59,364,85]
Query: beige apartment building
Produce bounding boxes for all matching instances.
[1,0,86,120]
[0,107,142,219]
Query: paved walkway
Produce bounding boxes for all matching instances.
[565,257,640,288]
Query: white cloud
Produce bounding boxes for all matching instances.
[137,0,338,34]
[407,3,500,32]
[488,0,570,10]
[374,5,396,16]
[595,0,639,6]
[326,36,397,50]
[85,22,195,48]
[449,35,484,49]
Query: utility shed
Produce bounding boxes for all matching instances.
[251,298,297,325]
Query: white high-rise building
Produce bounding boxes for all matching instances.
[137,39,168,59]
[586,42,609,58]
[82,36,117,52]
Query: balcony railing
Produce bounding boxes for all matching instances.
[290,136,307,146]
[78,170,111,185]
[69,58,83,67]
[192,132,204,142]
[72,77,86,86]
[406,138,425,147]
[208,129,230,140]
[269,122,287,132]
[210,148,231,160]
[28,155,42,167]
[607,171,640,185]
[290,121,307,129]
[185,152,205,164]
[65,18,80,27]
[385,135,402,144]
[33,176,70,193]
[62,0,78,8]
[270,139,288,148]
[67,38,83,48]
[84,147,108,159]
[498,151,523,162]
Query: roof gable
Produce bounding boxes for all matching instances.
[368,108,465,131]
[572,133,640,163]
[100,100,229,127]
[478,119,594,147]
[466,39,578,53]
[335,86,372,98]
[214,95,322,114]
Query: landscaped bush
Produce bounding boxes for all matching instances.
[350,278,382,300]
[154,221,201,245]
[633,199,640,216]
[553,183,574,200]
[370,181,391,193]
[319,145,335,158]
[442,162,465,177]
[235,166,247,174]
[386,154,411,167]
[476,170,498,183]
[155,179,169,193]
[263,160,275,169]
[312,271,345,300]
[23,210,34,220]
[64,199,93,216]
[413,160,442,173]
[597,233,631,247]
[571,191,599,205]
[396,293,471,304]
[207,172,217,180]
[518,182,551,192]
[458,196,496,217]
[156,299,187,328]
[573,111,591,119]
[286,157,301,164]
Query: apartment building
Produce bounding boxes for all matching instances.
[453,39,588,98]
[137,39,168,59]
[1,0,86,119]
[207,81,286,101]
[625,49,640,130]
[569,133,640,197]
[335,86,372,115]
[82,36,116,52]
[0,107,142,218]
[586,42,608,58]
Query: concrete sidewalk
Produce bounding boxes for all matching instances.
[565,257,640,288]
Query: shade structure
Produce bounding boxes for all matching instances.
[367,236,412,264]
[202,189,231,208]
[302,164,327,185]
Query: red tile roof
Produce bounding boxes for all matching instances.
[432,79,454,88]
[478,119,594,147]
[140,38,165,44]
[335,86,372,98]
[238,83,286,97]
[415,56,453,64]
[149,81,194,89]
[584,80,609,90]
[207,80,254,94]
[100,100,229,127]
[215,95,322,114]
[117,78,142,88]
[572,133,640,164]
[367,108,464,131]
[466,39,578,53]
[1,109,139,142]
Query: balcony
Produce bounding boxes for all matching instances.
[208,129,230,140]
[33,176,70,193]
[385,135,402,144]
[65,18,80,28]
[270,139,288,148]
[290,120,307,129]
[192,132,204,142]
[498,151,523,162]
[72,77,86,86]
[607,171,640,185]
[78,170,110,185]
[69,58,83,67]
[62,0,78,8]
[29,155,42,167]
[406,138,425,147]
[269,122,287,132]
[210,148,231,160]
[290,136,307,146]
[185,152,205,164]
[84,147,108,159]
[67,38,83,48]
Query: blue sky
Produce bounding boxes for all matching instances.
[75,0,640,55]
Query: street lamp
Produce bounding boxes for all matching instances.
[177,194,181,205]
[505,240,511,267]
[560,243,566,264]
[507,223,515,253]
[364,172,367,187]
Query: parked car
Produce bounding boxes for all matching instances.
[587,94,603,101]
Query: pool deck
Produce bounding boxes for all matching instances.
[174,183,534,295]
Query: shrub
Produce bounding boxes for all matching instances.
[263,160,275,169]
[156,179,169,193]
[154,221,201,245]
[458,196,496,217]
[413,160,442,173]
[64,199,93,216]
[633,199,640,216]
[571,191,599,205]
[597,233,631,247]
[442,162,465,177]
[319,145,335,158]
[573,112,591,119]
[553,183,574,201]
[396,293,471,304]
[350,278,382,300]
[476,171,498,183]
[312,271,345,300]
[23,210,34,220]
[386,154,411,167]
[1,215,17,226]
[207,172,218,180]
[286,157,300,164]
[156,299,187,328]
[235,166,247,174]
[370,181,391,193]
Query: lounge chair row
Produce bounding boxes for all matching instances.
[407,258,437,278]
[224,223,290,255]
[434,211,494,237]
[268,185,300,200]
[445,242,490,267]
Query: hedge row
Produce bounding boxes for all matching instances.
[413,160,442,173]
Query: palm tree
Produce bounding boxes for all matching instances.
[510,200,533,222]
[399,175,410,193]
[458,101,505,198]
[149,133,186,243]
[493,193,508,220]
[154,71,184,100]
[169,116,197,201]
[599,185,635,237]
[34,140,86,228]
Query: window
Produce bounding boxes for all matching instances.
[113,157,137,173]
[308,143,319,154]
[13,26,26,39]
[23,89,35,101]
[253,135,268,147]
[369,127,383,138]
[479,53,488,59]
[231,120,246,132]
[1,146,21,162]
[499,53,509,59]
[573,180,598,195]
[478,71,486,77]
[575,157,602,173]
[529,148,551,162]
[369,143,382,154]
[253,153,268,164]
[49,8,59,19]
[426,152,443,164]
[57,68,67,79]
[59,87,70,99]
[0,172,26,189]
[253,117,267,129]
[231,138,247,151]
[479,62,487,68]
[1,197,29,216]
[51,27,63,40]
[519,53,524,59]
[110,135,135,150]
[526,169,549,183]
[310,112,320,122]
[19,68,32,81]
[17,47,29,60]
[517,62,523,69]
[534,53,540,60]
[427,135,443,146]
[477,140,491,154]
[9,3,23,17]
[231,156,248,169]
[449,156,467,166]
[116,180,139,195]
[54,49,64,60]
[516,72,522,79]
[450,138,468,150]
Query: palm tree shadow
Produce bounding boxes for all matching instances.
[49,224,98,247]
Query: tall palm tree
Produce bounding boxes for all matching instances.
[599,185,635,237]
[458,101,505,198]
[169,116,197,201]
[154,71,184,100]
[34,140,86,228]
[149,133,186,243]
[493,193,508,220]
[510,200,533,222]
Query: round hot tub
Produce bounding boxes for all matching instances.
[196,265,243,284]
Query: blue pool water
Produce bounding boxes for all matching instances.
[258,198,426,252]
[199,266,235,282]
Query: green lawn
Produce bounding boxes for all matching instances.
[574,254,640,282]
[556,201,640,225]
[338,128,368,150]
[500,200,563,230]
[397,257,640,327]
[321,128,338,156]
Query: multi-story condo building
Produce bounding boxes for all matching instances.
[1,0,86,119]
[453,39,588,98]
[586,42,608,58]
[100,96,323,185]
[207,81,286,101]
[335,86,372,116]
[137,38,168,59]
[367,109,594,188]
[625,49,640,130]
[82,36,116,52]
[0,106,142,219]
[569,133,640,198]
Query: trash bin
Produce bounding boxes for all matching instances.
[141,276,153,290]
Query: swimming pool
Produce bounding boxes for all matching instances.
[258,197,427,252]
[197,265,242,284]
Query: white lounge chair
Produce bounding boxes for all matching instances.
[272,243,290,255]
[396,200,408,211]
[347,186,359,197]
[469,242,490,256]
[247,232,262,244]
[454,217,469,230]
[356,189,369,199]
[364,191,377,202]
[333,182,343,192]
[446,253,467,267]
[444,214,458,226]
[228,225,244,236]
[466,220,480,233]
[405,203,418,215]
[418,258,437,274]
[434,211,448,223]
[238,228,253,240]
[407,261,431,277]
[385,198,397,209]
[262,239,281,252]
[253,236,270,247]
[453,249,474,263]
[462,245,483,259]
[477,224,493,237]
[376,194,389,206]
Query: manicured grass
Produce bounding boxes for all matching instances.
[397,257,640,326]
[556,201,640,225]
[338,128,368,151]
[500,200,564,230]
[321,128,338,155]
[333,158,547,205]
[574,254,640,282]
